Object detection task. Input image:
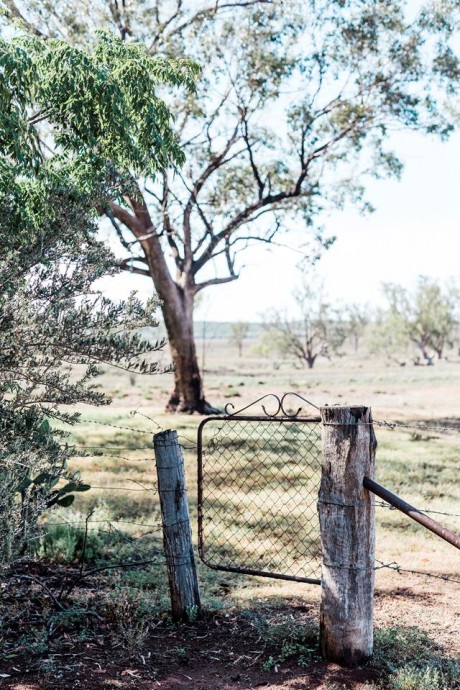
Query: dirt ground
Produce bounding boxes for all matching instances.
[1,568,458,690]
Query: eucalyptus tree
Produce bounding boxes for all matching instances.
[0,31,196,567]
[345,304,371,353]
[263,278,347,369]
[5,0,460,412]
[229,322,250,358]
[381,277,458,362]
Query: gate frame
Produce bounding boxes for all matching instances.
[197,393,322,585]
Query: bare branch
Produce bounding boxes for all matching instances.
[148,1,274,50]
[2,0,44,35]
[106,209,132,254]
[143,185,163,204]
[108,0,132,40]
[148,0,184,50]
[119,258,151,277]
[161,170,183,270]
[191,111,364,276]
[194,274,239,293]
[183,120,242,269]
[241,110,265,197]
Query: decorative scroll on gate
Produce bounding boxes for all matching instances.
[197,393,322,585]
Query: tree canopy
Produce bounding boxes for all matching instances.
[3,0,460,411]
[370,277,459,364]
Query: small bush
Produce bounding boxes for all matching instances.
[33,523,110,563]
[387,666,450,690]
[255,614,318,671]
[371,627,460,690]
[106,588,151,658]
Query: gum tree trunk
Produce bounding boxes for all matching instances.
[162,287,209,414]
[141,223,211,413]
[109,198,213,414]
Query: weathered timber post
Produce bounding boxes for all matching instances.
[318,405,376,665]
[154,429,201,621]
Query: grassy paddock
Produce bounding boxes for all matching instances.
[35,341,460,683]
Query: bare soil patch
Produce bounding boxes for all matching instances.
[1,571,459,690]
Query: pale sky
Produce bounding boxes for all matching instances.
[98,127,459,322]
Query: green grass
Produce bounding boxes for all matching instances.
[30,342,460,681]
[365,627,460,690]
[48,345,460,565]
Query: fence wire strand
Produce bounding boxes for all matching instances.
[41,405,459,592]
[323,418,460,435]
[318,498,460,520]
[374,559,460,585]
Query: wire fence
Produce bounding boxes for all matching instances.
[37,402,459,590]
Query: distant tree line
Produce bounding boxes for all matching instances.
[228,276,459,369]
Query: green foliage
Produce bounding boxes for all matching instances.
[3,0,459,412]
[367,306,412,365]
[368,276,459,364]
[385,666,458,690]
[0,30,198,177]
[371,626,460,690]
[33,523,105,563]
[0,29,195,569]
[256,614,318,671]
[7,0,459,304]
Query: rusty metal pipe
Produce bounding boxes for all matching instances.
[363,476,460,551]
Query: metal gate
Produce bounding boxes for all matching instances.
[197,393,322,584]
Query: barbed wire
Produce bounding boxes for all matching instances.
[374,419,460,435]
[42,519,163,530]
[75,418,153,435]
[319,498,460,520]
[71,452,153,462]
[51,408,460,591]
[131,408,164,432]
[374,559,460,585]
[322,559,460,585]
[73,445,153,451]
[323,418,460,435]
[63,406,460,441]
[90,485,155,492]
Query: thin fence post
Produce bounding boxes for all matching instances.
[153,429,201,622]
[318,405,376,665]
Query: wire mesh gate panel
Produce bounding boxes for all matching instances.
[197,395,322,585]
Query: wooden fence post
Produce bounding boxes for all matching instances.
[318,405,376,665]
[153,429,201,622]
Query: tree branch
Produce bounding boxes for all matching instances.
[118,258,151,277]
[183,120,242,270]
[194,274,239,293]
[2,0,44,35]
[148,1,274,50]
[106,209,132,254]
[241,110,265,197]
[161,170,183,271]
[192,107,371,276]
[108,201,145,237]
[108,0,132,40]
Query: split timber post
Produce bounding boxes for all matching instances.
[153,429,201,622]
[318,406,376,665]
